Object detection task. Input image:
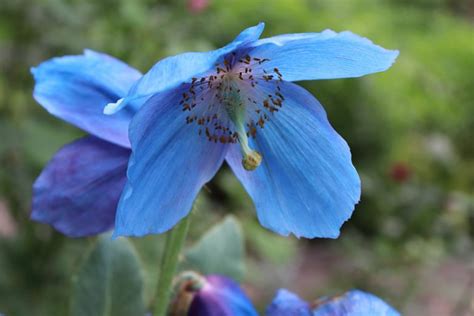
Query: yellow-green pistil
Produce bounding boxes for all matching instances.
[180,53,285,171]
[219,76,263,171]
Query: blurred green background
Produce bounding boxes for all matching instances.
[0,0,473,315]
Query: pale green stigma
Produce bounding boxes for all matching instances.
[220,79,263,171]
[242,150,262,171]
[236,117,263,171]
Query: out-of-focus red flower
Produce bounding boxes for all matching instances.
[187,0,209,13]
[389,162,411,183]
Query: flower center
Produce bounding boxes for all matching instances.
[180,52,284,170]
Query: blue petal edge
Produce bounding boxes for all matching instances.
[266,289,312,316]
[32,49,141,148]
[107,23,265,115]
[313,289,401,316]
[112,87,228,238]
[226,81,360,238]
[249,29,399,82]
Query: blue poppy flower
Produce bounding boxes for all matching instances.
[186,274,258,316]
[266,289,312,316]
[267,289,400,316]
[107,23,399,238]
[30,50,141,237]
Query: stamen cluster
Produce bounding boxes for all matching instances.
[179,52,285,144]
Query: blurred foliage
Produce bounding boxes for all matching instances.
[0,0,473,315]
[70,234,146,316]
[181,216,245,281]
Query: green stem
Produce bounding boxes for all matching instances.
[154,215,191,316]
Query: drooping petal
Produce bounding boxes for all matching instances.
[313,290,400,316]
[266,289,312,316]
[113,87,228,237]
[104,23,265,114]
[248,30,399,82]
[226,81,360,238]
[32,50,142,148]
[31,136,130,237]
[188,275,258,316]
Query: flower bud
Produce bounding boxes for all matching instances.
[185,274,257,316]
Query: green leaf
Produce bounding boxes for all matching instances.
[70,235,145,316]
[183,215,245,280]
[131,235,166,305]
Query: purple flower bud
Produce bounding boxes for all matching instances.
[187,275,258,316]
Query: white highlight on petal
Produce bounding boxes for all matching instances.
[104,97,125,115]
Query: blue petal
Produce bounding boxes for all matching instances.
[32,50,142,148]
[313,290,401,316]
[266,289,312,316]
[113,87,228,237]
[248,30,398,82]
[189,275,258,316]
[226,82,360,238]
[233,22,265,43]
[31,136,130,237]
[106,23,265,114]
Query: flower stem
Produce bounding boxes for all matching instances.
[154,215,191,316]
